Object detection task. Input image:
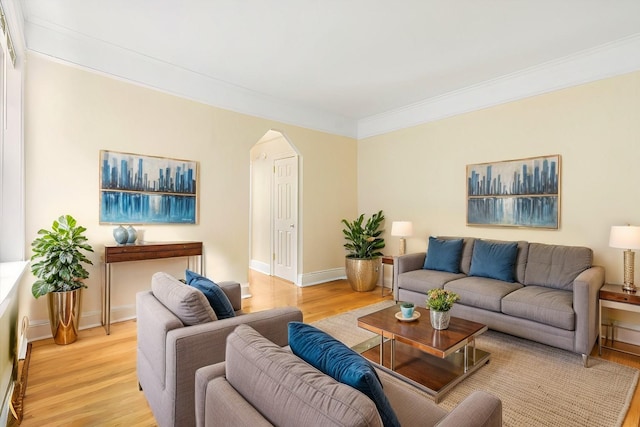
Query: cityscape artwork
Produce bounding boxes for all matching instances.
[99,150,198,224]
[467,155,560,229]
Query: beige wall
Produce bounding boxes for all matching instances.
[359,71,640,283]
[20,54,357,338]
[22,54,639,340]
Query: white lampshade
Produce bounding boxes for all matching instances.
[391,221,413,237]
[609,225,640,249]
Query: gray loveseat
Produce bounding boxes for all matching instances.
[394,237,604,366]
[137,272,303,427]
[195,324,502,427]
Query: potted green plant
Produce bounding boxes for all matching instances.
[30,215,94,344]
[341,210,385,292]
[426,288,460,330]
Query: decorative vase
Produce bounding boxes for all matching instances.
[113,225,128,244]
[345,257,380,292]
[126,225,137,244]
[47,289,82,345]
[430,309,451,330]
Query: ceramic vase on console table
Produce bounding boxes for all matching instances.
[126,225,137,244]
[426,288,460,330]
[113,225,128,245]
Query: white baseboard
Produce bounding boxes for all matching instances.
[249,259,270,275]
[27,305,137,342]
[0,382,13,427]
[241,283,252,299]
[298,268,346,287]
[604,320,640,347]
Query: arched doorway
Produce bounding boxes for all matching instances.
[249,130,300,284]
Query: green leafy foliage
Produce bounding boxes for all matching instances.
[341,210,385,259]
[426,288,460,312]
[30,215,94,298]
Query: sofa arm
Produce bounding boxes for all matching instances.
[218,281,242,311]
[195,363,226,427]
[396,252,426,275]
[572,266,605,357]
[394,253,427,300]
[436,391,502,427]
[168,306,302,381]
[378,368,448,425]
[196,366,272,427]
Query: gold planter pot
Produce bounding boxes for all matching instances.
[47,288,82,345]
[345,257,380,292]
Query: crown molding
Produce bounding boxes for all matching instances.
[23,21,358,138]
[21,16,640,141]
[357,34,640,139]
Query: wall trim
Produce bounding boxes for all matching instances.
[298,268,346,287]
[357,34,640,139]
[23,24,357,138]
[249,259,270,276]
[27,306,136,342]
[21,19,640,141]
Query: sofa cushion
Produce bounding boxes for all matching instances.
[469,240,519,282]
[481,239,529,284]
[501,286,575,330]
[151,272,217,325]
[437,236,476,274]
[444,276,523,312]
[398,269,466,294]
[423,237,464,273]
[185,270,235,319]
[226,324,383,427]
[288,322,400,427]
[524,243,592,291]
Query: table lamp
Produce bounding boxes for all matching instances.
[391,221,413,255]
[609,225,640,292]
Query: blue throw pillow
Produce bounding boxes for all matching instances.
[423,237,464,273]
[468,240,518,282]
[185,270,235,319]
[288,322,400,427]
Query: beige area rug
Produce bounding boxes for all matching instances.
[311,301,639,427]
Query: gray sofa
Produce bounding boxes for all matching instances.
[394,237,604,366]
[195,324,502,427]
[137,272,303,427]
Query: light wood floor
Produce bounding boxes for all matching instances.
[9,271,640,427]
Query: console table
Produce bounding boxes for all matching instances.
[102,241,203,334]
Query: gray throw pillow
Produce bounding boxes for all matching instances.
[151,272,217,325]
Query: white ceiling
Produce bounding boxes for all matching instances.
[16,0,640,137]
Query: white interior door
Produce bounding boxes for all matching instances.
[273,156,298,283]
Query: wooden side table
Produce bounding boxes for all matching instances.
[598,283,640,356]
[381,255,395,297]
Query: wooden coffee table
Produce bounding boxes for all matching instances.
[355,304,490,402]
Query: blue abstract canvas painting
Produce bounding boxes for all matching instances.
[99,150,198,224]
[467,155,560,229]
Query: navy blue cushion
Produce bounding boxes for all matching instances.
[469,240,518,282]
[185,270,235,319]
[288,322,400,427]
[423,237,464,273]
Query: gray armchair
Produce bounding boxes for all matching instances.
[136,272,303,427]
[195,325,502,427]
